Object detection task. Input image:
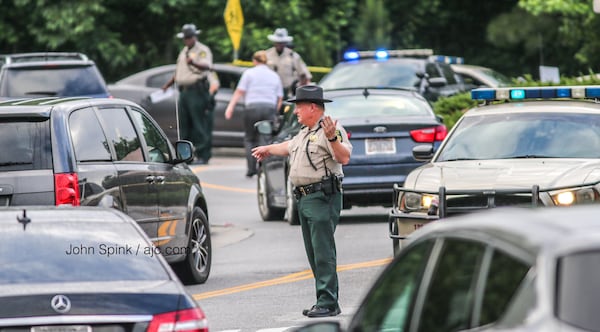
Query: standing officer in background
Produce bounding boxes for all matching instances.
[162,23,213,164]
[252,85,352,317]
[225,50,283,178]
[265,28,312,99]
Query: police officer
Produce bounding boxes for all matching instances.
[162,23,213,164]
[265,28,312,99]
[252,85,352,317]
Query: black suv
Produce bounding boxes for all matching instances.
[0,97,211,284]
[0,52,110,99]
[319,49,469,102]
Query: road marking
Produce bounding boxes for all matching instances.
[201,182,255,194]
[193,257,391,300]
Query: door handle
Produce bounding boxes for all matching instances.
[145,175,155,183]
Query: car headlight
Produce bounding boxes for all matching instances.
[551,188,598,206]
[400,192,438,213]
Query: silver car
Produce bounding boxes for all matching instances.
[296,205,600,332]
[390,85,600,254]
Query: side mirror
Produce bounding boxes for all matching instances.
[413,144,434,161]
[255,120,274,135]
[428,77,448,87]
[291,321,342,332]
[174,140,194,163]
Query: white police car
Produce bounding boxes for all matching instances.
[388,85,600,255]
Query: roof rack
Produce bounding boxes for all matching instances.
[2,52,89,64]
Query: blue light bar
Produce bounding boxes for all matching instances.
[471,86,600,101]
[375,49,389,60]
[430,55,464,64]
[343,50,360,61]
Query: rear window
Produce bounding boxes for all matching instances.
[0,222,170,283]
[1,65,108,97]
[326,94,433,120]
[320,61,421,89]
[0,119,52,171]
[556,250,600,331]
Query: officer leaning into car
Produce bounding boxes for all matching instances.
[252,85,352,317]
[162,23,214,164]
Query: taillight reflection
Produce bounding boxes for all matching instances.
[147,308,209,332]
[54,173,80,206]
[410,125,447,143]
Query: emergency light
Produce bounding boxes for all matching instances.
[471,86,600,101]
[342,48,434,61]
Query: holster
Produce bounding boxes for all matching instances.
[321,175,342,195]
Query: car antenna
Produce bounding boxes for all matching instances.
[17,209,31,230]
[362,88,370,98]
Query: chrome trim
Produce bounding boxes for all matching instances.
[0,315,152,327]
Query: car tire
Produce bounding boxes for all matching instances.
[174,207,211,284]
[284,177,300,225]
[257,167,284,221]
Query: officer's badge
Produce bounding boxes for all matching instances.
[309,134,317,142]
[189,52,196,58]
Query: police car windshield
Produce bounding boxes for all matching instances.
[326,94,432,120]
[437,113,600,161]
[320,61,421,89]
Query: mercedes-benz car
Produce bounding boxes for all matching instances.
[389,85,600,255]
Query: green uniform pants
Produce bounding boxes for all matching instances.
[298,190,342,310]
[178,87,211,161]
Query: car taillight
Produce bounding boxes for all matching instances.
[147,308,209,332]
[410,125,447,143]
[54,173,80,206]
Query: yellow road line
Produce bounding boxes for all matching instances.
[193,257,392,300]
[201,182,255,194]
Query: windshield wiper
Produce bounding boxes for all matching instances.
[511,155,556,159]
[0,161,32,166]
[441,158,478,161]
[25,91,57,96]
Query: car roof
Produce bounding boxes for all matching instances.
[323,86,425,99]
[0,206,132,225]
[407,205,600,256]
[0,97,141,116]
[115,62,247,85]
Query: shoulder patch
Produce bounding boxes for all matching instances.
[200,51,207,58]
[335,130,343,142]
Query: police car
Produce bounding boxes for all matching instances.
[388,85,600,255]
[319,49,470,102]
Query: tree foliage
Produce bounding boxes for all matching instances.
[1,0,599,83]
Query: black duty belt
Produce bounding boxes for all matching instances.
[294,182,323,199]
[178,78,208,92]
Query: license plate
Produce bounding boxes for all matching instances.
[32,326,91,332]
[397,220,427,237]
[365,138,396,155]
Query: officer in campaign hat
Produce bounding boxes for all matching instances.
[252,85,352,317]
[162,23,214,164]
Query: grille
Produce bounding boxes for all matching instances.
[447,194,538,211]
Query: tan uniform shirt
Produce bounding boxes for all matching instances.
[175,41,213,86]
[288,121,352,186]
[265,47,312,90]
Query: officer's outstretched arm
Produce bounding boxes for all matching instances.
[251,141,289,161]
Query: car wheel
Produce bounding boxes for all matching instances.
[175,207,211,284]
[257,167,284,221]
[284,177,300,225]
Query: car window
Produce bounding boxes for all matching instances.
[2,65,108,97]
[69,108,112,162]
[556,250,600,330]
[425,63,441,79]
[320,61,421,89]
[0,222,170,283]
[147,71,173,89]
[479,249,531,325]
[326,94,433,120]
[0,119,52,171]
[217,70,241,90]
[96,107,143,162]
[349,240,434,332]
[130,109,171,163]
[438,63,457,84]
[437,113,600,161]
[417,238,486,332]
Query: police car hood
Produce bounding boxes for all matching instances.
[406,159,600,191]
